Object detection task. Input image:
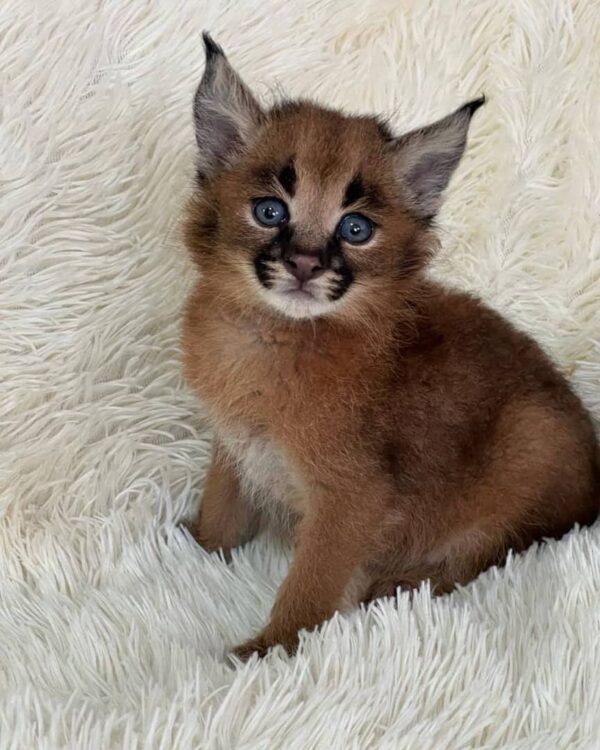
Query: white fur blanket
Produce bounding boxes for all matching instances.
[1,1,599,747]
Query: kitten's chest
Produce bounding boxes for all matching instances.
[189,314,312,425]
[218,425,304,515]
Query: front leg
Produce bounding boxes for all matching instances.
[232,482,388,659]
[192,440,258,554]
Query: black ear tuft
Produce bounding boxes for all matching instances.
[462,96,486,116]
[202,31,224,60]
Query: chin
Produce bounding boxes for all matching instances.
[257,286,342,320]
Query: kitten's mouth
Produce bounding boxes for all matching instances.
[282,283,317,300]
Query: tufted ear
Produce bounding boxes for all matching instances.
[193,33,264,180]
[391,97,484,220]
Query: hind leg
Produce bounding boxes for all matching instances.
[363,399,598,605]
[352,491,521,604]
[361,541,510,604]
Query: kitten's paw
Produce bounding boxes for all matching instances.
[230,630,299,662]
[230,636,270,662]
[182,520,233,561]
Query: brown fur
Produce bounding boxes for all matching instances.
[181,37,599,659]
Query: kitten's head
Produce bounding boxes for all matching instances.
[185,33,483,321]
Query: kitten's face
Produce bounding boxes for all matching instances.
[186,34,482,322]
[200,106,423,320]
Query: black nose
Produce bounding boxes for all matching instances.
[283,254,325,283]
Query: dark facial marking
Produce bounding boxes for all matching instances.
[326,236,354,301]
[329,264,354,300]
[253,251,274,288]
[277,160,297,196]
[253,224,296,288]
[342,174,385,210]
[276,224,295,260]
[343,175,365,207]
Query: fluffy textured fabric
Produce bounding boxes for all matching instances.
[1,1,599,747]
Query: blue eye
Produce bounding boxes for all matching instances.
[253,197,288,227]
[338,213,374,244]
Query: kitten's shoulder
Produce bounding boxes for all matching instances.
[412,280,520,337]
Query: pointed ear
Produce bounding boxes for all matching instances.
[193,33,264,179]
[391,97,485,220]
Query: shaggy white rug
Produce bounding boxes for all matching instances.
[1,1,599,747]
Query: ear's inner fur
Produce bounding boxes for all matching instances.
[391,97,485,220]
